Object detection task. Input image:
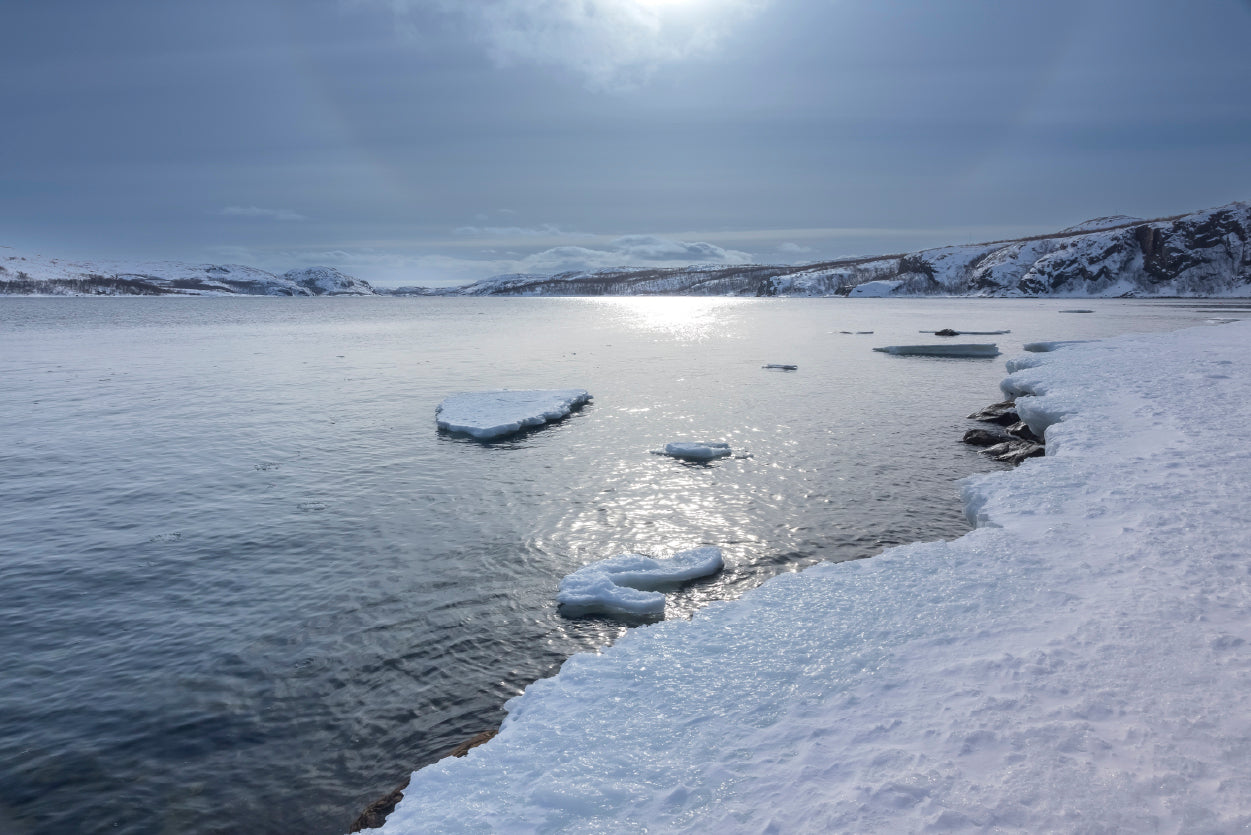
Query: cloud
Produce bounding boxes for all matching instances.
[453,223,590,238]
[776,241,814,255]
[219,206,307,222]
[608,234,751,263]
[379,0,771,89]
[508,234,752,274]
[217,232,753,288]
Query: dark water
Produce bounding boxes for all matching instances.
[0,297,1230,834]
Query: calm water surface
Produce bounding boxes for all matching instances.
[0,297,1233,834]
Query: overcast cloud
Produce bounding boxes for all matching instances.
[2,0,1249,286]
[382,0,771,89]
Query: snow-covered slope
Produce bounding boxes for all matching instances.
[283,266,375,296]
[4,201,1247,297]
[373,319,1251,833]
[421,201,1250,298]
[0,249,374,296]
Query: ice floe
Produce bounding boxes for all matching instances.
[556,547,725,618]
[654,442,732,461]
[435,389,591,439]
[872,343,1000,358]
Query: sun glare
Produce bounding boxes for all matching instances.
[633,0,700,8]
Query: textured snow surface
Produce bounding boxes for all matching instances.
[435,389,591,439]
[557,547,725,618]
[378,321,1251,834]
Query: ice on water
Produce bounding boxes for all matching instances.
[378,320,1251,834]
[655,442,732,461]
[556,547,725,618]
[435,389,591,439]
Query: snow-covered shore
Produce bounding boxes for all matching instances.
[374,320,1251,833]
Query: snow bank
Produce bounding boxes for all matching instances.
[378,321,1251,833]
[873,343,1000,358]
[435,389,591,439]
[556,547,725,618]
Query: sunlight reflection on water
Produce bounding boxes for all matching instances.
[588,296,752,341]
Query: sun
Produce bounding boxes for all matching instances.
[633,0,701,8]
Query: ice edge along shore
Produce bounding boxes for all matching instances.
[372,320,1251,833]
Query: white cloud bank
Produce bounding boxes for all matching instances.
[378,0,771,89]
[226,233,753,287]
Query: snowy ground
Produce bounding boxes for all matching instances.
[375,321,1251,834]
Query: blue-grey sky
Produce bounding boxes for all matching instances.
[3,0,1250,286]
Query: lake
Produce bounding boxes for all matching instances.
[0,296,1230,834]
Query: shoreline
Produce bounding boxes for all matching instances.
[364,321,1251,832]
[350,391,1034,831]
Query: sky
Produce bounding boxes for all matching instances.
[2,0,1250,287]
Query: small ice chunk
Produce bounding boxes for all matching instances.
[762,364,798,371]
[658,442,732,461]
[557,547,725,618]
[436,389,591,439]
[873,344,1000,358]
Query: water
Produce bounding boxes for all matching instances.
[0,296,1232,835]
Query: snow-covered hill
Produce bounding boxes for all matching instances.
[0,251,374,296]
[282,266,375,296]
[4,201,1247,297]
[406,201,1249,298]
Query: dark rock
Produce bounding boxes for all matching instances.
[349,730,500,832]
[1006,421,1042,443]
[984,440,1046,465]
[934,328,960,337]
[963,427,1011,447]
[967,400,1019,426]
[350,782,407,833]
[446,729,498,759]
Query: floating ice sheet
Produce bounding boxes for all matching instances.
[435,389,591,439]
[557,547,725,618]
[872,343,1000,358]
[655,442,732,461]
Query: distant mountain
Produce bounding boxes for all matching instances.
[282,266,375,296]
[4,202,1247,298]
[0,252,375,297]
[403,202,1249,299]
